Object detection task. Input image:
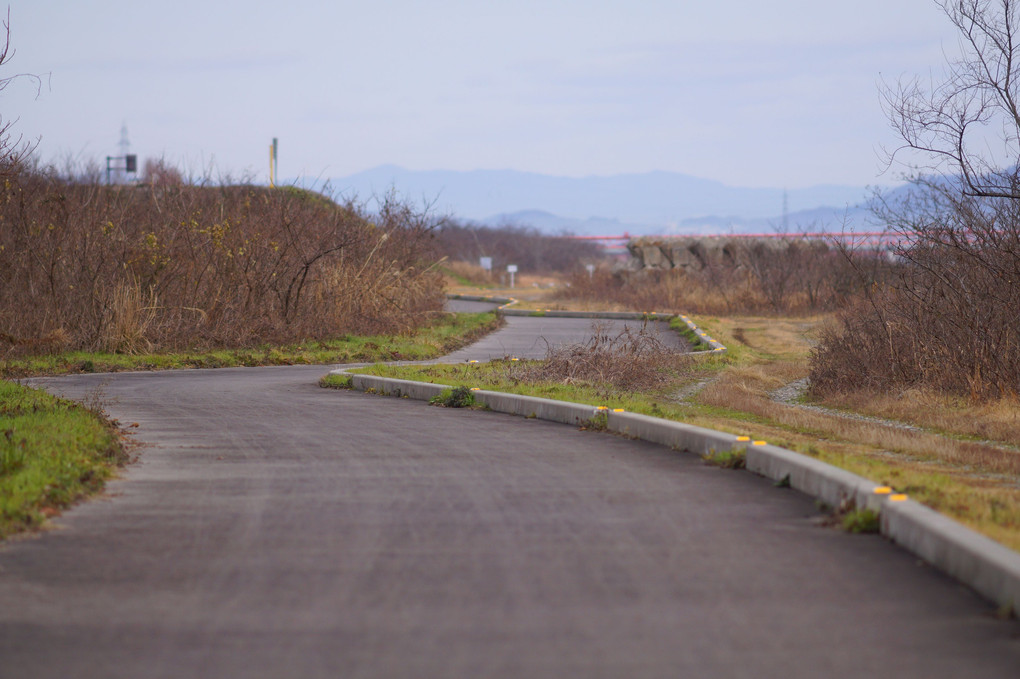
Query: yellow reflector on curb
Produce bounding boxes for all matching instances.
[612,408,625,413]
[469,388,480,391]
[467,360,478,364]
[890,494,909,502]
[596,406,609,411]
[873,486,893,495]
[736,436,751,442]
[752,441,767,446]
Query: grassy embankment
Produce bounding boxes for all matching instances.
[0,381,126,539]
[0,311,501,539]
[337,310,1020,552]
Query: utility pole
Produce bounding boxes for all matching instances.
[269,137,278,187]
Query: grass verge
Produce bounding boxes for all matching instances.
[0,380,127,540]
[1,312,501,378]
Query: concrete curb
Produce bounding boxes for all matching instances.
[335,305,1020,612]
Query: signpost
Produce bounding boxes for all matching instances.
[507,264,518,289]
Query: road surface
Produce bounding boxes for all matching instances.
[1,316,1018,677]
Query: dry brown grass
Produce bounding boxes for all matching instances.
[821,389,1020,448]
[699,369,1020,477]
[685,313,1020,550]
[0,166,445,355]
[442,260,493,287]
[524,321,691,397]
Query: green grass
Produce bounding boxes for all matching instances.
[670,317,712,351]
[840,508,881,534]
[0,380,127,539]
[1,312,501,378]
[702,448,747,469]
[429,386,477,408]
[353,359,718,425]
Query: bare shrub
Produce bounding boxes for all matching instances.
[813,0,1020,402]
[523,321,691,396]
[811,180,1020,400]
[0,164,444,356]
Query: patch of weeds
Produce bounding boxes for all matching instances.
[702,448,746,469]
[816,497,880,534]
[841,508,881,534]
[529,310,547,317]
[319,374,353,389]
[0,429,27,474]
[581,410,609,431]
[430,386,476,408]
[80,359,95,374]
[774,473,791,488]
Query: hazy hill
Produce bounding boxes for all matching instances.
[315,165,887,235]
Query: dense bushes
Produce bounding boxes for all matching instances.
[810,181,1020,400]
[0,165,445,356]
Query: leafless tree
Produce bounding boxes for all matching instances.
[812,0,1020,399]
[883,0,1020,198]
[0,8,42,174]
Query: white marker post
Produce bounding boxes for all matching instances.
[507,264,518,289]
[585,263,595,281]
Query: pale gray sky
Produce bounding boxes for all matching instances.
[4,0,958,187]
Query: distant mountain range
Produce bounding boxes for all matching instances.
[304,166,893,236]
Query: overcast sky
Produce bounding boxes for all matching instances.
[4,1,960,188]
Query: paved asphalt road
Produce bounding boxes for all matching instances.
[1,315,1019,677]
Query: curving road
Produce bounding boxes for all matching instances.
[1,314,1018,677]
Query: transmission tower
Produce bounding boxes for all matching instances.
[117,123,130,183]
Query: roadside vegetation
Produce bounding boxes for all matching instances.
[0,167,448,356]
[0,380,127,539]
[1,311,500,378]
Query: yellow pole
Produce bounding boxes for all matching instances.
[269,144,275,188]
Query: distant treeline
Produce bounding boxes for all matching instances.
[433,221,603,273]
